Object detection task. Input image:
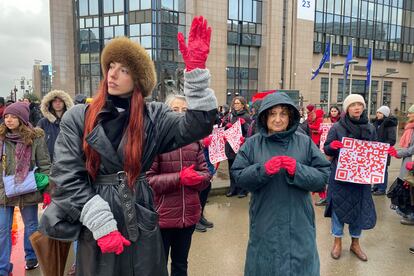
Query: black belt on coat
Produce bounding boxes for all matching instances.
[93,172,146,242]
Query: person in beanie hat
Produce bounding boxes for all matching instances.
[0,102,51,274]
[324,93,377,261]
[388,104,414,226]
[371,105,397,195]
[299,103,316,136]
[39,16,217,276]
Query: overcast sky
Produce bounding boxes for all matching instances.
[0,0,51,100]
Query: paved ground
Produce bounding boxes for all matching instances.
[11,157,414,276]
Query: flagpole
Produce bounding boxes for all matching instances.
[328,35,333,111]
[367,46,373,117]
[349,38,354,95]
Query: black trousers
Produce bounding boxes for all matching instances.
[199,182,211,214]
[160,226,196,276]
[228,158,247,195]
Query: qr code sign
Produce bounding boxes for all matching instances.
[319,123,333,153]
[335,137,390,184]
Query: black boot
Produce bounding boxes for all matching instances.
[200,215,214,228]
[195,222,207,232]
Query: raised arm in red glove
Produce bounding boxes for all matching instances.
[330,140,344,150]
[406,161,414,171]
[177,16,212,72]
[180,164,204,186]
[97,230,131,255]
[42,192,51,209]
[264,156,283,175]
[280,156,297,176]
[388,146,399,158]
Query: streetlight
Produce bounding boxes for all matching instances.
[379,69,398,106]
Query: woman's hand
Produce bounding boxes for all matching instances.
[180,165,204,186]
[264,156,283,175]
[177,16,212,71]
[42,192,51,209]
[97,230,131,255]
[330,140,344,150]
[387,146,399,158]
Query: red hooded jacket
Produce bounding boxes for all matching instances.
[308,109,324,145]
[146,142,211,229]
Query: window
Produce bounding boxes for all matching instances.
[401,82,407,111]
[383,81,392,105]
[320,78,329,110]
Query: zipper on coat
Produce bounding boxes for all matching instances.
[180,148,185,227]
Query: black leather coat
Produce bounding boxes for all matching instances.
[40,102,216,276]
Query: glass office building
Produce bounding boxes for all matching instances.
[76,0,186,100]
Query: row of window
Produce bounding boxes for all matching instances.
[319,78,407,113]
[228,0,263,23]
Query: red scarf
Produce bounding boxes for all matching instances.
[400,122,414,148]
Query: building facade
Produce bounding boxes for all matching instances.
[50,0,414,113]
[33,64,52,99]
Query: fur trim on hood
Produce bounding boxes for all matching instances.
[41,90,74,123]
[101,37,156,97]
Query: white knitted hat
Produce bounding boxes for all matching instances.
[343,94,366,112]
[377,106,390,117]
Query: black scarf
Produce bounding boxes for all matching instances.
[102,95,131,149]
[340,112,371,140]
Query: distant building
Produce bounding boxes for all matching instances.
[33,64,52,99]
[50,0,414,114]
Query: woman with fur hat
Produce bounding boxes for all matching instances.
[39,16,217,276]
[0,102,51,275]
[37,90,74,162]
[371,106,397,195]
[324,94,377,261]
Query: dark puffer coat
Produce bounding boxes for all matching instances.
[231,92,330,276]
[324,116,377,229]
[372,116,398,166]
[146,142,211,229]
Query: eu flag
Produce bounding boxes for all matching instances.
[366,48,372,87]
[311,41,330,80]
[344,42,353,80]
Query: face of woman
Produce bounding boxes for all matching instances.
[267,106,290,134]
[376,112,384,120]
[330,108,339,117]
[347,102,364,119]
[107,62,134,96]
[233,100,244,111]
[170,99,188,113]
[4,114,20,131]
[407,112,414,122]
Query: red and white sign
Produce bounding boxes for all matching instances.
[319,123,333,152]
[335,137,390,184]
[209,127,227,164]
[224,120,243,154]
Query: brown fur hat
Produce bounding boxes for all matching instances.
[101,37,156,97]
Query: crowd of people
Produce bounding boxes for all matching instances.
[1,15,413,276]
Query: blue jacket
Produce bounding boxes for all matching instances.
[323,116,377,229]
[37,90,74,161]
[232,92,330,276]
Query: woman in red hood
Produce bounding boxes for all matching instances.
[308,109,324,145]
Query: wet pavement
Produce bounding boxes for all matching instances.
[10,157,414,276]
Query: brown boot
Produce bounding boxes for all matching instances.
[331,237,342,259]
[350,238,368,261]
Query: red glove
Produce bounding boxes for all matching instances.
[177,16,212,71]
[203,136,212,147]
[239,118,246,125]
[330,140,344,150]
[42,192,51,209]
[97,231,131,255]
[388,146,398,158]
[225,123,233,129]
[264,156,283,175]
[240,136,245,146]
[280,156,297,176]
[180,165,204,186]
[406,161,414,171]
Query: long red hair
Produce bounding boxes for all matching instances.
[83,76,144,189]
